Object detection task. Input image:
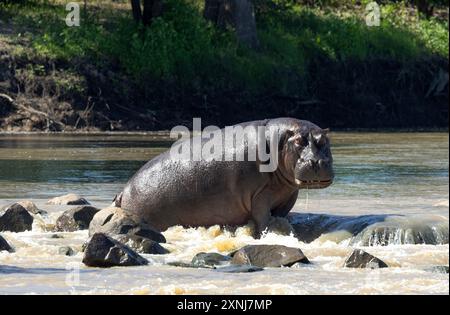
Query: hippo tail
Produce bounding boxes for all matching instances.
[113,192,123,208]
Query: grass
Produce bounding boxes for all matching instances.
[0,0,448,131]
[1,0,447,87]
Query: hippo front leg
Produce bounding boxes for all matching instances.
[250,195,272,239]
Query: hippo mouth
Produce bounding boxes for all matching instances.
[295,179,333,189]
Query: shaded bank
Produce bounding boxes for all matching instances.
[0,0,448,131]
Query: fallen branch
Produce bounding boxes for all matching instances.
[0,93,65,129]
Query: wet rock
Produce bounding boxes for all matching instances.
[114,234,169,255]
[89,207,165,243]
[215,265,263,273]
[82,233,148,267]
[288,213,449,246]
[56,205,100,232]
[47,194,90,206]
[167,261,210,269]
[16,201,47,216]
[0,235,13,252]
[344,249,388,269]
[191,252,231,267]
[51,234,64,239]
[58,246,74,256]
[287,213,388,243]
[231,245,309,268]
[267,217,295,236]
[0,203,34,232]
[349,217,449,246]
[425,266,449,274]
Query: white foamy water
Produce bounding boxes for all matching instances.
[0,133,448,294]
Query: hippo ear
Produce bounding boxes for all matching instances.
[279,129,295,151]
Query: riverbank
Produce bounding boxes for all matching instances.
[0,1,448,132]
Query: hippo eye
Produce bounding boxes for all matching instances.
[315,134,326,147]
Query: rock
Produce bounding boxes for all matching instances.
[344,249,388,269]
[288,213,449,246]
[16,201,47,216]
[425,266,449,274]
[89,207,165,243]
[167,262,210,269]
[114,234,169,255]
[50,234,64,239]
[47,194,90,206]
[0,203,34,232]
[0,235,13,252]
[215,265,263,273]
[349,216,449,246]
[58,246,74,256]
[287,213,388,243]
[82,233,148,267]
[191,252,231,267]
[56,205,100,232]
[231,245,309,268]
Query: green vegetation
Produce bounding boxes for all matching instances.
[0,0,448,131]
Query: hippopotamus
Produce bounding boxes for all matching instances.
[115,118,334,237]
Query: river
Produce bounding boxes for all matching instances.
[0,132,448,294]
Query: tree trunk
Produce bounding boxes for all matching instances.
[131,0,142,23]
[204,0,259,49]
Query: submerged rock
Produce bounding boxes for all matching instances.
[349,216,449,246]
[56,205,100,232]
[47,194,90,206]
[191,252,231,267]
[82,233,148,267]
[58,246,75,256]
[0,235,13,252]
[288,213,449,246]
[344,249,388,269]
[114,234,169,255]
[0,203,34,232]
[89,207,165,243]
[215,265,263,273]
[16,201,47,216]
[424,266,449,274]
[50,234,64,239]
[231,245,309,268]
[167,261,212,269]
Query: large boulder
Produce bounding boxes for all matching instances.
[349,216,449,246]
[114,234,169,255]
[16,201,47,216]
[0,203,34,232]
[82,233,148,267]
[47,194,90,205]
[191,252,231,267]
[231,245,309,268]
[288,213,449,246]
[89,207,165,243]
[0,235,13,252]
[344,249,388,269]
[56,205,100,232]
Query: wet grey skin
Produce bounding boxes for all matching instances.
[116,118,334,238]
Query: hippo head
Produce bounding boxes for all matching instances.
[281,121,334,189]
